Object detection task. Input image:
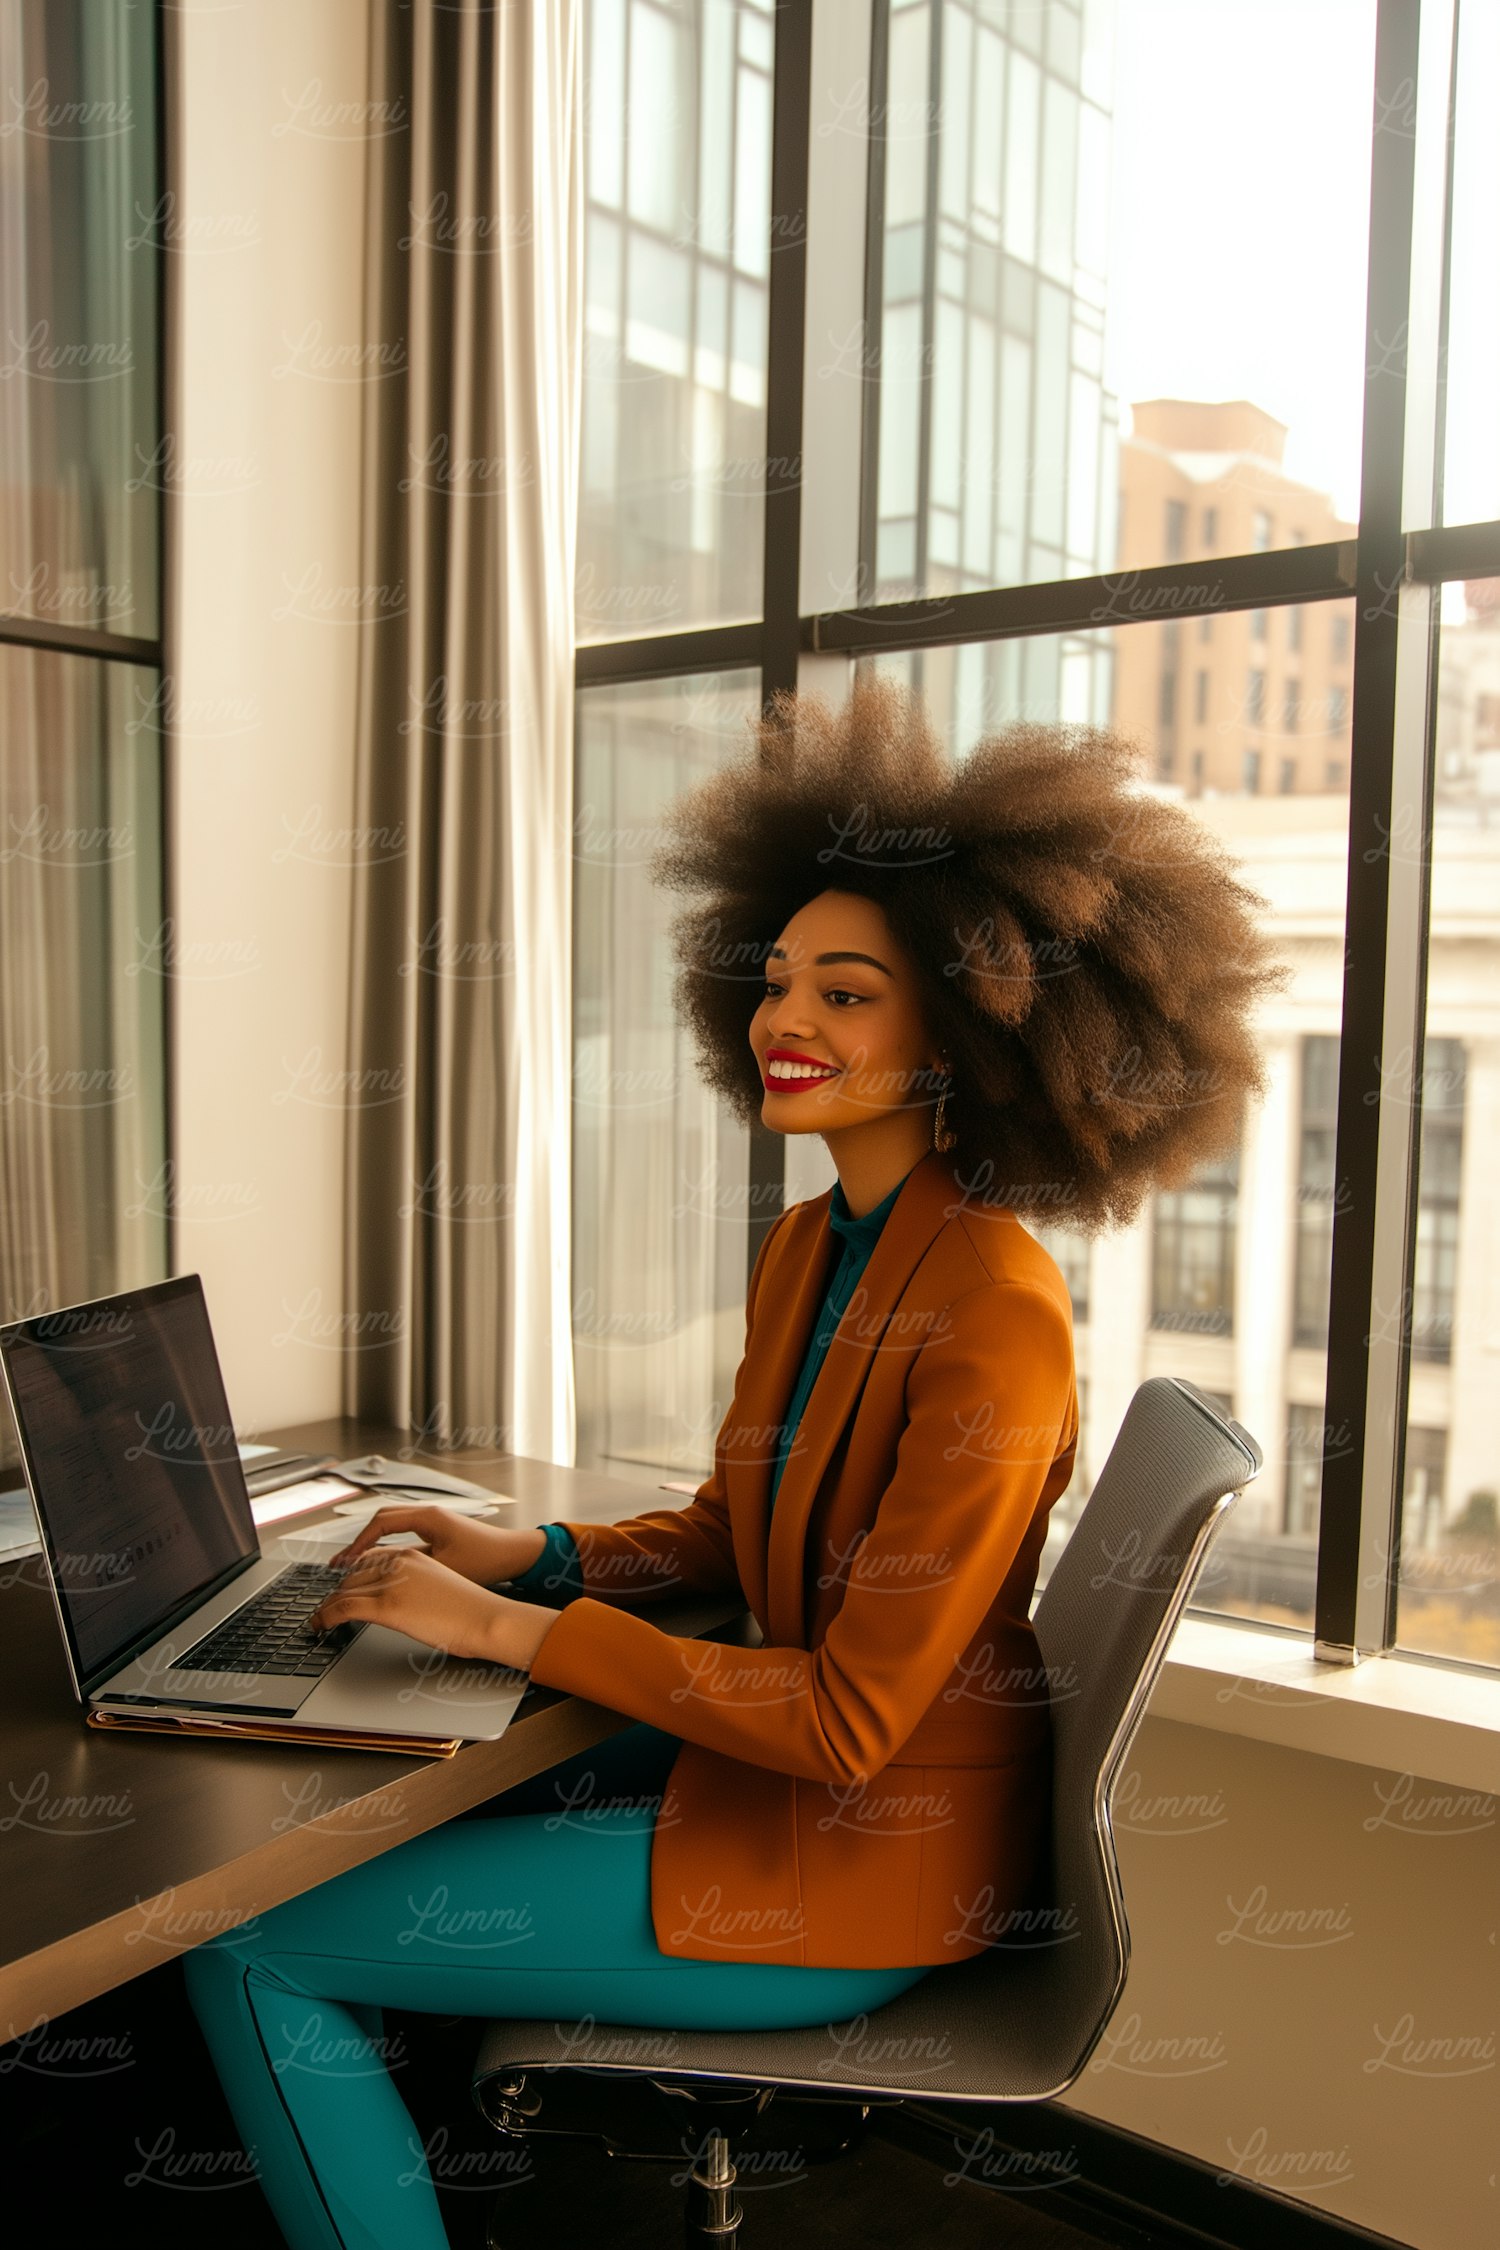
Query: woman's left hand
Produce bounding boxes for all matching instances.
[307,1547,557,1671]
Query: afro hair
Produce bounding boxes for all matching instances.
[648,673,1288,1233]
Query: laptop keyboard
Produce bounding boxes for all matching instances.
[177,1563,366,1679]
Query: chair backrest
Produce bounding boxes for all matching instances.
[1018,1375,1262,2083]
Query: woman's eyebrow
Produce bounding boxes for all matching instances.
[766,948,894,977]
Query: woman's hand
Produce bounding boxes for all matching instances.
[307,1547,557,1671]
[327,1504,546,1588]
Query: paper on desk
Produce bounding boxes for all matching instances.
[0,1486,40,1561]
[333,1455,511,1502]
[249,1474,365,1527]
[237,1440,281,1460]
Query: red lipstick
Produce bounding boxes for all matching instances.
[762,1046,842,1094]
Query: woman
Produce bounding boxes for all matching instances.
[184,678,1278,2250]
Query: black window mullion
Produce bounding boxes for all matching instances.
[746,0,814,1288]
[1315,0,1449,1661]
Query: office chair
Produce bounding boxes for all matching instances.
[472,1375,1262,2245]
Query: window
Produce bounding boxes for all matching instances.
[575,0,1500,1668]
[0,0,168,1419]
[1151,1146,1239,1336]
[861,0,1374,596]
[578,0,775,636]
[1293,1037,1340,1348]
[572,671,763,1483]
[1030,1224,1090,1323]
[1285,1404,1327,1538]
[1408,1039,1464,1364]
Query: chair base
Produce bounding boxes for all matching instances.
[477,2066,874,2246]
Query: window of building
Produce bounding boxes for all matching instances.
[1325,757,1346,788]
[1287,605,1304,652]
[1159,668,1177,726]
[1251,608,1268,640]
[1165,499,1188,561]
[1202,505,1218,547]
[1190,747,1205,794]
[1031,1224,1090,1323]
[1198,614,1213,642]
[1279,756,1296,793]
[1242,747,1262,792]
[1293,1035,1340,1348]
[1285,1403,1328,1537]
[1284,678,1300,728]
[1331,612,1352,661]
[1247,667,1265,722]
[1194,669,1209,723]
[1402,1426,1450,1552]
[1253,509,1273,549]
[1157,743,1175,779]
[1151,1146,1239,1335]
[1409,1039,1465,1363]
[1330,685,1349,726]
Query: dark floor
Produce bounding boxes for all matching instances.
[5,1959,1175,2248]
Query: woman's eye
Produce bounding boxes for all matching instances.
[761,982,861,1006]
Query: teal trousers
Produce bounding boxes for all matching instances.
[183,1721,931,2250]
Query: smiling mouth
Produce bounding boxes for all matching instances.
[763,1062,842,1092]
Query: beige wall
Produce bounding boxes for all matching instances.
[1063,1713,1496,2249]
[168,0,370,1434]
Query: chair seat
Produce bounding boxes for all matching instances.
[475,1926,1117,2107]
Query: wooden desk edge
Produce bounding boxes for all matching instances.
[2,1596,751,2028]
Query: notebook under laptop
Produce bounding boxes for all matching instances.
[0,1274,530,1743]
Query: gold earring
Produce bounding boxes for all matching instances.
[933,1058,956,1153]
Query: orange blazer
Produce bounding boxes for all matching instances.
[528,1145,1079,1970]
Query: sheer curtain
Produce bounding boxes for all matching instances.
[0,0,165,1377]
[344,0,582,1463]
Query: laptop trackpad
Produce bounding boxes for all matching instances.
[296,1621,527,1735]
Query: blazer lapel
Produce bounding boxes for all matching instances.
[731,1149,962,1647]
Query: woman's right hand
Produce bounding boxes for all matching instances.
[327,1504,549,1588]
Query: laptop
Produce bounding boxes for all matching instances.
[0,1274,530,1743]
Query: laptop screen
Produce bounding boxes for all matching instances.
[0,1275,257,1692]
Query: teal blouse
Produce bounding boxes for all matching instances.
[505,1161,917,1606]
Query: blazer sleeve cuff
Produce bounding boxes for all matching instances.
[526,1595,673,1714]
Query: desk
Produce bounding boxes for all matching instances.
[0,1417,747,2030]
